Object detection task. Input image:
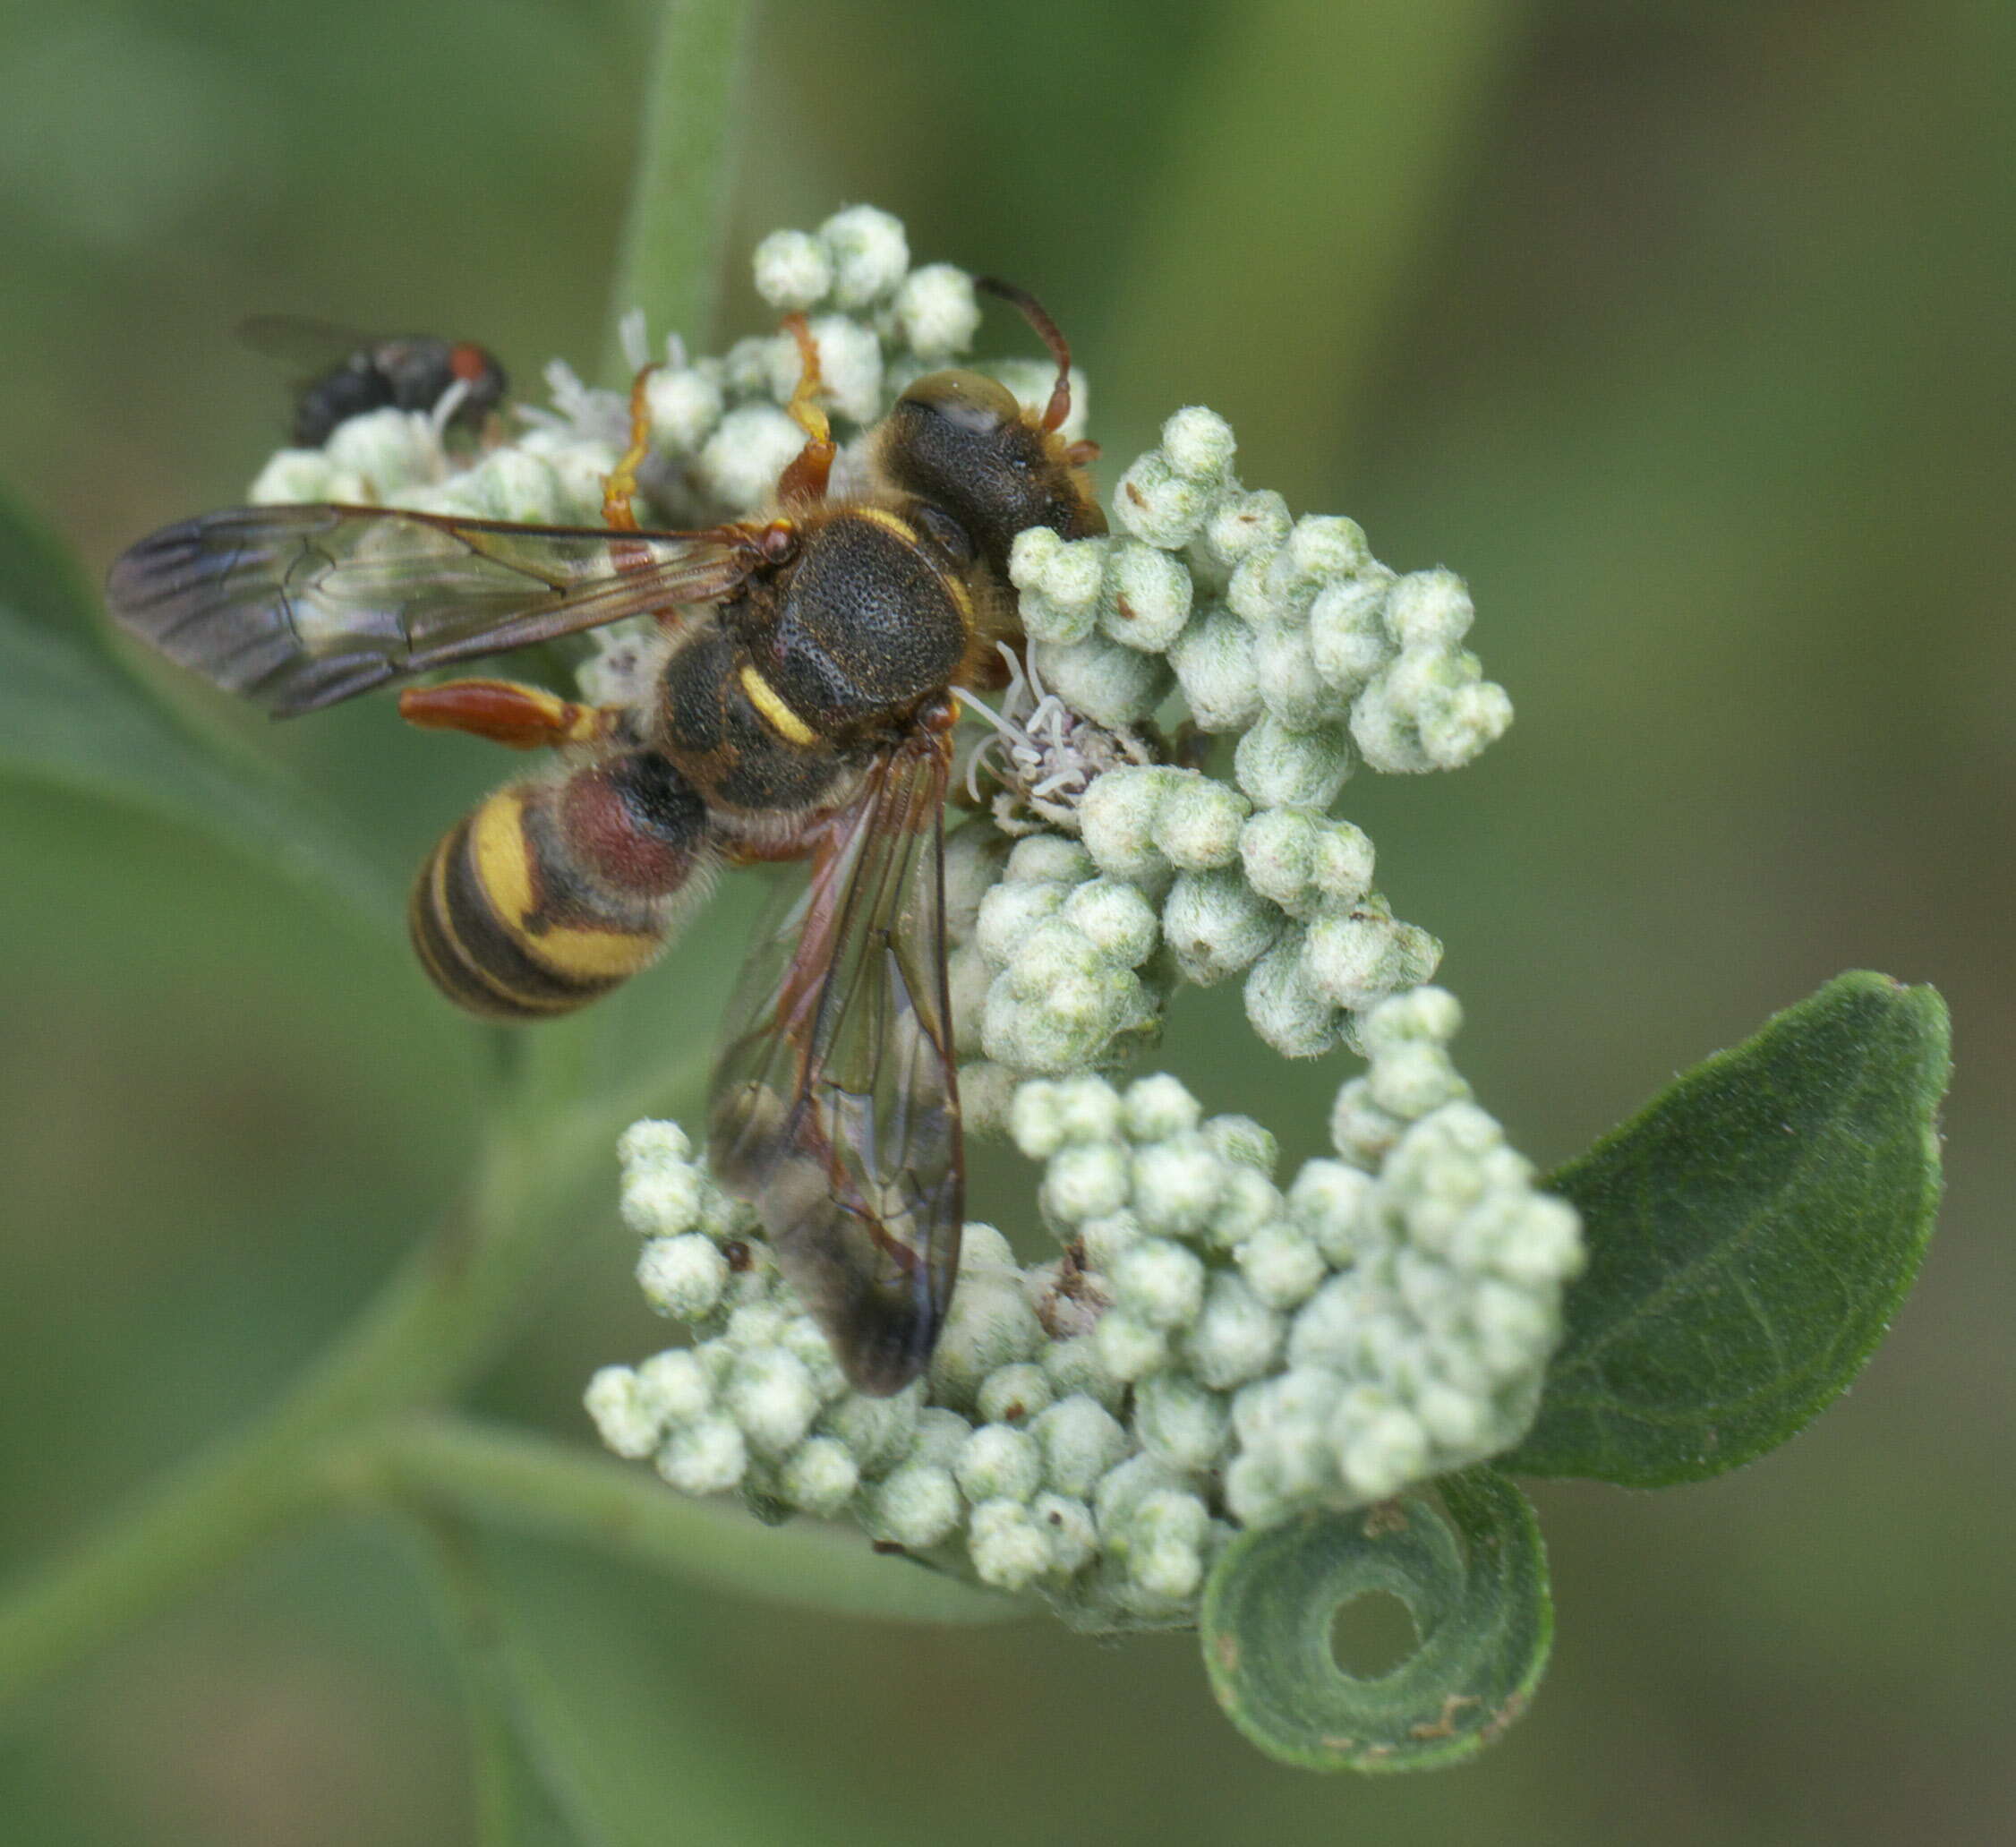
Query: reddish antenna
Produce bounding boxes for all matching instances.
[975,276,1073,434]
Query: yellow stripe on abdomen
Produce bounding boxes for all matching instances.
[410,789,665,1020]
[467,791,664,981]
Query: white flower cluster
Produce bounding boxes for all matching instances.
[1011,990,1579,1532]
[223,204,1574,1624]
[245,204,1081,541]
[542,210,1569,1627]
[1007,406,1509,774]
[594,986,1580,1629]
[950,831,1165,1108]
[588,1119,1230,1623]
[982,403,1515,1065]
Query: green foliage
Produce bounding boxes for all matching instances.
[1200,1467,1550,1772]
[474,1538,862,1847]
[0,0,1970,1825]
[1508,972,1950,1485]
[0,480,398,931]
[1201,969,1947,1772]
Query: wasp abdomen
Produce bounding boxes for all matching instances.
[410,753,711,1021]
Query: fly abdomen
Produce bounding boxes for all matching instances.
[410,750,713,1021]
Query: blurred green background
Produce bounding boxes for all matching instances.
[3,0,2011,1840]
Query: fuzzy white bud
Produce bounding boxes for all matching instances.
[1162,869,1282,986]
[1128,1143,1226,1242]
[1100,540,1194,652]
[1032,1393,1130,1495]
[1234,716,1354,811]
[584,1366,660,1460]
[1135,1371,1230,1470]
[866,1463,962,1548]
[656,1415,747,1496]
[1243,933,1344,1059]
[780,1437,861,1516]
[1184,1273,1285,1389]
[892,262,980,357]
[819,205,909,308]
[968,1499,1054,1591]
[1151,775,1250,872]
[1112,450,1216,549]
[1111,1237,1208,1328]
[634,1235,728,1320]
[1236,1223,1327,1310]
[977,1363,1055,1426]
[724,1349,822,1458]
[697,403,805,511]
[1077,766,1180,882]
[752,228,833,311]
[1168,603,1264,732]
[1030,634,1170,728]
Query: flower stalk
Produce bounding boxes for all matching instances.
[599,0,755,380]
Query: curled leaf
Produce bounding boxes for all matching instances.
[1200,1466,1550,1772]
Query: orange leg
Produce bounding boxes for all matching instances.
[399,679,618,749]
[774,312,836,506]
[601,361,662,531]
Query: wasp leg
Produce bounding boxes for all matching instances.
[775,312,836,506]
[601,360,662,531]
[398,678,619,750]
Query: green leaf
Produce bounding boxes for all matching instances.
[0,481,399,931]
[1506,971,1950,1485]
[1200,1467,1551,1773]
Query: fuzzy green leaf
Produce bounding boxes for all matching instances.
[1201,1467,1550,1772]
[1507,971,1949,1485]
[0,482,398,930]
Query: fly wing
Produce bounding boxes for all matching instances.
[236,312,383,371]
[707,730,961,1396]
[107,503,762,716]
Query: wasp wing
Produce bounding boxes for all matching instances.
[707,730,961,1396]
[107,503,761,716]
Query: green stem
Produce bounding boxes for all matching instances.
[0,1025,708,1707]
[600,0,756,380]
[414,1515,532,1845]
[367,1415,1023,1627]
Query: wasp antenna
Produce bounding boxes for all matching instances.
[975,275,1073,434]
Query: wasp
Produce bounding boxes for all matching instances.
[107,280,1104,1395]
[239,314,510,447]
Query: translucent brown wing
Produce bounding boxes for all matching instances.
[707,728,961,1396]
[236,313,389,370]
[107,503,763,716]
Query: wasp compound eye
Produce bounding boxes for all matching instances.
[896,368,1021,432]
[879,370,1102,574]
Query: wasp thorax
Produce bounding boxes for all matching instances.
[878,370,1106,577]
